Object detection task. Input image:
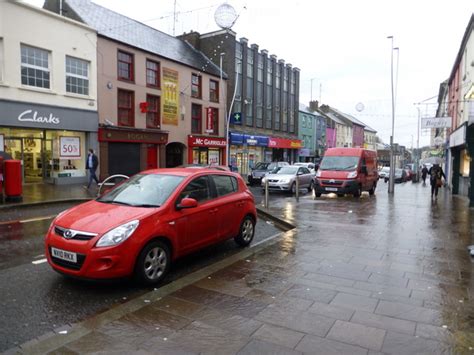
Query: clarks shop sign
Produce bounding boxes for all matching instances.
[18,109,60,125]
[0,99,98,131]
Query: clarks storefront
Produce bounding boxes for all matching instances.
[0,99,98,184]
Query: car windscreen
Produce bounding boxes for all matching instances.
[254,162,269,170]
[277,167,298,175]
[97,174,184,207]
[319,156,359,171]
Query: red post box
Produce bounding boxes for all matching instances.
[4,160,23,202]
[0,156,4,203]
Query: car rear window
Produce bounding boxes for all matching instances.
[212,175,238,197]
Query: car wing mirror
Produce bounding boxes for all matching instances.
[176,197,198,210]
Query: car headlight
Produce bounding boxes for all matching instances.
[279,179,289,183]
[347,171,358,179]
[316,170,321,178]
[96,220,139,247]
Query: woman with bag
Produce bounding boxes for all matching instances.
[428,164,445,199]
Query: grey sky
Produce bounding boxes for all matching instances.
[25,0,474,148]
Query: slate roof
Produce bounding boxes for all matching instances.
[64,0,225,78]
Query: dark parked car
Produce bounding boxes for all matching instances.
[384,168,407,183]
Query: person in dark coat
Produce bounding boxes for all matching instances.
[428,164,445,199]
[421,165,428,185]
[84,149,99,189]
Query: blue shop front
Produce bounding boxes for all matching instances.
[229,132,269,175]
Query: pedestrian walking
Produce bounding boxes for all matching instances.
[84,149,99,189]
[421,165,428,185]
[428,164,445,199]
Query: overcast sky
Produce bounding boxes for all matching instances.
[25,0,473,148]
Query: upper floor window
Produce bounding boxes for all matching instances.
[192,103,202,133]
[117,89,134,127]
[117,50,134,81]
[191,73,202,98]
[21,44,50,89]
[247,49,254,78]
[257,54,264,82]
[146,94,160,128]
[209,79,219,102]
[146,59,160,88]
[66,56,89,95]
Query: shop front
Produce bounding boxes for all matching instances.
[187,135,226,166]
[449,122,474,206]
[98,127,168,178]
[268,137,303,164]
[0,99,97,184]
[229,133,269,175]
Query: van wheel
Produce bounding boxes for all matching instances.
[307,181,314,192]
[369,183,376,196]
[234,215,255,247]
[134,240,170,286]
[315,192,322,197]
[353,186,362,198]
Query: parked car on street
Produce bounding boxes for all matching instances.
[248,161,289,185]
[294,162,317,175]
[45,168,257,286]
[314,148,378,198]
[384,168,407,183]
[261,165,314,193]
[378,166,390,180]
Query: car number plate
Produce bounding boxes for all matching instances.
[325,187,338,192]
[51,247,77,263]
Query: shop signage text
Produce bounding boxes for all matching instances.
[268,137,303,149]
[189,136,226,147]
[60,136,81,159]
[421,116,452,129]
[18,109,60,125]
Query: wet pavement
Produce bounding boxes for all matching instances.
[4,182,474,354]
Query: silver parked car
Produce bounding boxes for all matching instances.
[294,162,317,175]
[261,165,314,193]
[248,161,289,185]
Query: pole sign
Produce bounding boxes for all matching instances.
[206,107,214,133]
[421,117,452,129]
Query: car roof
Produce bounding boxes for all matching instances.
[140,167,233,177]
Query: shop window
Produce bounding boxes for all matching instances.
[209,79,219,102]
[192,103,202,134]
[191,73,201,98]
[21,44,50,89]
[146,59,160,88]
[146,94,160,128]
[461,149,470,177]
[118,89,134,127]
[117,50,134,81]
[66,56,89,95]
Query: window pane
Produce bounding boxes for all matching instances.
[212,175,235,196]
[178,176,210,203]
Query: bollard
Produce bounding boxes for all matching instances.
[264,178,269,209]
[295,176,299,202]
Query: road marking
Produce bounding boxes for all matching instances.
[0,215,56,226]
[251,230,288,248]
[32,258,47,265]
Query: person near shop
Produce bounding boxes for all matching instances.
[428,164,445,199]
[421,165,428,185]
[84,149,99,189]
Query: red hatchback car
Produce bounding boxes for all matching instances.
[45,168,257,285]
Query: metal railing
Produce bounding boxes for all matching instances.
[97,174,129,196]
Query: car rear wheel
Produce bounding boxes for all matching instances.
[134,240,170,286]
[234,215,255,247]
[353,185,362,198]
[369,183,376,196]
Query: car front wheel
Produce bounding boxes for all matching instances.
[134,240,170,286]
[234,215,255,247]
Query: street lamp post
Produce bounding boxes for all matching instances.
[387,36,396,194]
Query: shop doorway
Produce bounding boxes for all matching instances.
[166,142,184,167]
[146,145,158,170]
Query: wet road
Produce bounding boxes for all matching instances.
[0,203,283,352]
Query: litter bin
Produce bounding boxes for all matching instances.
[4,160,23,202]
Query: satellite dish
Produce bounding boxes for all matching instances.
[355,102,365,112]
[214,3,238,29]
